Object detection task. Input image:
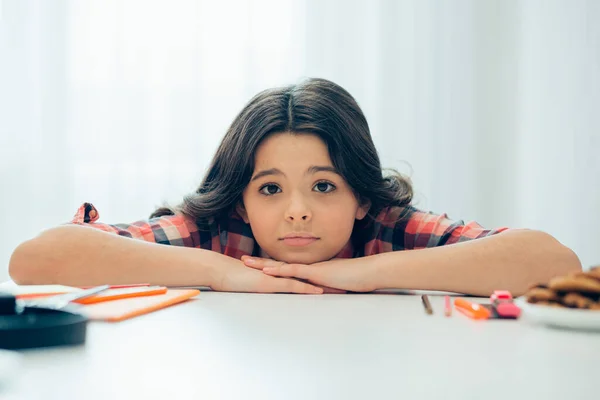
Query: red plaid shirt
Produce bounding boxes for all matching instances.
[69,203,508,260]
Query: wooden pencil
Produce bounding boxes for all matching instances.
[421,294,433,315]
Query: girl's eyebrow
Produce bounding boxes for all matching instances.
[250,165,339,182]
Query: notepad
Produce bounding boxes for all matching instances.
[81,289,200,322]
[7,284,80,299]
[8,284,166,304]
[2,283,201,322]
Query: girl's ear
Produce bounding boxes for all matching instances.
[355,200,371,220]
[236,202,250,223]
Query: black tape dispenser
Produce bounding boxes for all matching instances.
[0,286,107,349]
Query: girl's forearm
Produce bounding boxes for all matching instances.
[372,229,581,296]
[9,225,220,287]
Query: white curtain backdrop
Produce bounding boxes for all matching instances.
[1,0,598,281]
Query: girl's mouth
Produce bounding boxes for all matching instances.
[281,237,319,246]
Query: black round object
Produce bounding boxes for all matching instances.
[0,293,16,314]
[0,306,88,350]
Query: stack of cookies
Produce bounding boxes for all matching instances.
[525,266,600,310]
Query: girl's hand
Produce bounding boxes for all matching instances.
[242,255,379,293]
[210,257,324,294]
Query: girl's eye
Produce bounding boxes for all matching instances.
[259,184,281,196]
[313,181,336,193]
[258,182,336,195]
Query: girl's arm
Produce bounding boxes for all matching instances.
[245,228,580,296]
[9,224,219,286]
[372,228,581,296]
[367,207,581,295]
[9,201,219,286]
[9,225,322,294]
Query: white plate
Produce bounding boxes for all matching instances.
[516,298,600,331]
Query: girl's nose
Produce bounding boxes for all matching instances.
[284,197,312,222]
[286,213,311,221]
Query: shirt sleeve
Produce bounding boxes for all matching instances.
[67,202,211,248]
[398,206,509,250]
[364,206,509,254]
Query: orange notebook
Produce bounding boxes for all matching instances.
[81,289,200,322]
[74,286,168,304]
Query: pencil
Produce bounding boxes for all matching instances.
[444,295,452,317]
[421,295,433,315]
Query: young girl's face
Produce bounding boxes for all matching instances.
[239,132,369,264]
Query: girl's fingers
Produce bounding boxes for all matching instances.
[273,277,323,294]
[242,256,284,270]
[243,261,264,270]
[320,286,347,294]
[293,278,344,294]
[266,267,345,293]
[242,257,328,293]
[263,264,314,280]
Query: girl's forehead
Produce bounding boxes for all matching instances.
[254,133,332,166]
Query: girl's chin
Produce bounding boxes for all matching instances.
[271,253,330,265]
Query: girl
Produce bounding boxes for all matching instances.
[9,78,580,296]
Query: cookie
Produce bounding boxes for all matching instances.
[579,292,600,302]
[561,292,595,309]
[548,275,600,294]
[525,287,558,303]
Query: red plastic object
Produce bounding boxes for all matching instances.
[490,290,521,319]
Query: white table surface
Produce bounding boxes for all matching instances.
[1,288,599,400]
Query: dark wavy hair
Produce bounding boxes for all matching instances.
[150,78,412,224]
